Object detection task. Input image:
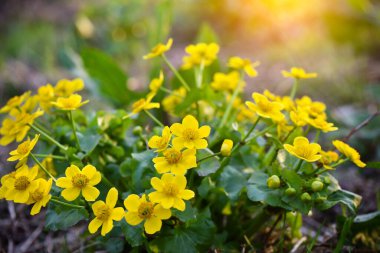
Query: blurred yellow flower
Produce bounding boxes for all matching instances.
[153,148,197,175]
[51,94,89,111]
[149,174,194,211]
[170,115,211,149]
[182,43,219,69]
[4,165,38,203]
[38,84,55,112]
[290,110,309,127]
[132,92,160,114]
[37,156,57,179]
[308,116,338,132]
[319,150,339,170]
[245,93,285,122]
[124,194,171,234]
[284,137,322,162]
[88,187,124,236]
[56,164,101,201]
[162,87,186,114]
[8,134,39,167]
[0,172,16,200]
[54,78,85,97]
[221,139,233,157]
[332,140,366,168]
[211,71,241,92]
[148,126,172,152]
[143,38,173,59]
[228,56,260,77]
[282,67,317,79]
[0,91,31,114]
[27,178,52,215]
[149,71,164,94]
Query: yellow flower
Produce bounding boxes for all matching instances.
[8,134,39,167]
[132,92,160,114]
[56,164,101,201]
[0,91,31,114]
[319,150,339,170]
[284,137,322,162]
[245,93,285,121]
[149,71,164,94]
[153,148,197,175]
[4,165,38,203]
[54,78,84,97]
[276,118,294,138]
[51,94,89,111]
[38,84,55,112]
[0,172,16,200]
[308,116,338,132]
[221,139,233,157]
[124,194,171,234]
[290,109,309,127]
[162,87,186,114]
[148,126,172,152]
[170,115,211,149]
[27,178,52,215]
[332,140,366,168]
[149,174,195,211]
[88,187,124,236]
[228,56,260,77]
[182,43,219,69]
[143,38,173,59]
[282,67,317,79]
[211,71,241,92]
[37,156,57,179]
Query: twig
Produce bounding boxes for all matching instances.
[341,110,379,142]
[290,236,307,253]
[18,223,44,253]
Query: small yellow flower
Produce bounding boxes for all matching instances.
[148,126,172,152]
[37,156,57,179]
[149,71,164,94]
[162,87,186,114]
[27,178,52,215]
[290,109,309,127]
[0,172,16,200]
[51,94,89,111]
[4,165,38,203]
[8,134,39,167]
[54,78,85,97]
[319,150,339,170]
[332,140,366,168]
[182,43,219,69]
[284,137,322,162]
[245,93,285,122]
[211,71,241,92]
[132,92,160,114]
[228,56,260,77]
[221,139,233,157]
[143,38,173,59]
[88,187,125,236]
[56,164,101,201]
[308,116,338,133]
[153,148,197,175]
[149,174,195,211]
[282,67,317,79]
[0,91,31,114]
[170,115,211,149]
[38,84,55,112]
[124,194,171,234]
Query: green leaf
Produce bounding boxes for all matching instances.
[366,161,380,169]
[173,202,197,222]
[105,238,125,253]
[351,211,380,232]
[197,177,215,198]
[120,220,144,247]
[281,169,304,191]
[45,204,88,231]
[196,155,220,177]
[77,129,101,155]
[317,189,362,215]
[219,166,247,201]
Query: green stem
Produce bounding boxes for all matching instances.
[162,54,191,91]
[290,79,299,100]
[314,130,321,143]
[30,153,57,182]
[159,87,183,97]
[144,110,164,127]
[195,61,205,88]
[295,160,303,173]
[29,123,68,151]
[197,152,221,163]
[33,154,66,160]
[68,111,81,150]
[50,197,85,209]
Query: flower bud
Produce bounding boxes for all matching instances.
[285,187,296,196]
[267,175,281,189]
[301,192,311,202]
[311,181,324,192]
[132,126,143,136]
[221,139,233,157]
[137,140,145,149]
[323,176,331,185]
[315,196,327,203]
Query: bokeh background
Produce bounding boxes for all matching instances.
[0,0,380,251]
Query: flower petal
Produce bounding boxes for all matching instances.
[198,125,211,138]
[66,165,80,178]
[111,207,125,221]
[82,186,100,201]
[173,198,185,211]
[56,177,73,189]
[61,187,81,201]
[180,189,195,200]
[82,165,96,179]
[151,177,164,191]
[170,123,183,137]
[125,211,143,226]
[182,115,198,129]
[144,217,162,234]
[153,204,171,220]
[88,218,103,234]
[124,194,141,212]
[106,187,118,208]
[174,175,187,190]
[101,219,113,236]
[194,139,208,149]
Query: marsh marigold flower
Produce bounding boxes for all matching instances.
[8,134,39,167]
[4,165,38,203]
[282,67,317,79]
[245,93,285,122]
[228,56,259,77]
[54,78,84,97]
[38,84,55,111]
[149,174,195,211]
[149,71,164,94]
[221,139,233,157]
[0,91,31,114]
[284,137,322,162]
[0,172,16,200]
[170,115,211,149]
[162,87,186,114]
[308,116,338,133]
[182,43,219,69]
[148,126,171,152]
[211,71,241,92]
[51,94,89,111]
[27,178,52,215]
[332,140,366,168]
[153,148,197,175]
[56,164,101,201]
[132,92,160,114]
[124,194,171,234]
[143,38,173,59]
[319,150,339,170]
[88,187,124,236]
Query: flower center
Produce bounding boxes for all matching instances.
[182,128,198,141]
[31,190,43,202]
[17,142,31,155]
[163,183,179,196]
[164,149,182,164]
[14,176,30,191]
[72,174,89,188]
[138,202,154,219]
[95,205,111,221]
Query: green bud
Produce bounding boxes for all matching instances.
[315,196,327,203]
[267,175,281,189]
[323,176,331,185]
[132,126,143,136]
[137,140,145,149]
[301,192,312,202]
[285,187,296,196]
[311,181,324,192]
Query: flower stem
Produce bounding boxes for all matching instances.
[68,111,81,150]
[290,79,299,100]
[159,87,183,97]
[33,154,66,160]
[197,152,221,164]
[314,130,321,143]
[144,110,164,127]
[161,54,191,91]
[30,153,57,182]
[50,197,85,209]
[29,123,68,151]
[195,61,205,88]
[294,160,303,173]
